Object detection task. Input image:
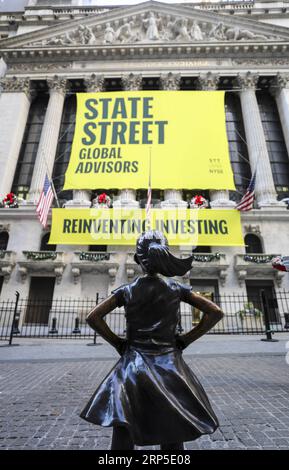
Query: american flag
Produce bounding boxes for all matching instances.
[272,256,289,273]
[36,174,54,227]
[236,170,256,212]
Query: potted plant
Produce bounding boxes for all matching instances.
[236,302,263,331]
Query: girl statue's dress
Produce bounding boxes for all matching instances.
[80,231,223,449]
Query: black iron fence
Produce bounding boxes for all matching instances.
[1,291,289,343]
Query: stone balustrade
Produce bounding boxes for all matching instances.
[234,253,284,287]
[71,251,119,284]
[18,251,66,284]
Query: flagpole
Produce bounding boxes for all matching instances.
[149,146,152,189]
[41,147,60,208]
[145,147,152,228]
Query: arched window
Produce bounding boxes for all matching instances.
[0,231,9,251]
[225,94,251,203]
[245,234,263,254]
[12,95,48,199]
[257,92,289,200]
[89,245,107,252]
[40,233,56,252]
[193,246,212,254]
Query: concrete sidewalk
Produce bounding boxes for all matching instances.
[0,343,289,450]
[0,333,288,361]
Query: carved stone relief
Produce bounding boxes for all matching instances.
[27,12,281,48]
[8,63,72,73]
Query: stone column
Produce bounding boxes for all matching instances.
[0,76,32,195]
[236,72,285,209]
[196,72,235,209]
[159,73,187,208]
[113,73,142,209]
[28,75,68,204]
[271,73,289,158]
[65,75,106,209]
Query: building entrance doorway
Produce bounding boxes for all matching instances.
[25,277,55,324]
[246,280,280,324]
[0,276,3,296]
[189,279,219,325]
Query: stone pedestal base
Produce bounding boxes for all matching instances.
[113,189,139,208]
[65,190,91,209]
[161,190,187,209]
[209,190,236,209]
[258,201,287,210]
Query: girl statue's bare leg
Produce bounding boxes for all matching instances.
[160,442,184,450]
[111,426,135,450]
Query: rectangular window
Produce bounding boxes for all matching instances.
[52,95,76,204]
[225,94,251,203]
[12,96,48,198]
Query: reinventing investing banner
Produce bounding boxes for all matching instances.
[63,91,236,191]
[49,209,244,246]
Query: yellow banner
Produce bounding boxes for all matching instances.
[49,209,244,246]
[63,91,235,191]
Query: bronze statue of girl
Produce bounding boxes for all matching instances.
[80,231,223,450]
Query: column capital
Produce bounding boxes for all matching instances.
[197,72,220,91]
[235,72,259,91]
[84,73,105,93]
[271,73,289,96]
[0,76,31,98]
[121,73,142,91]
[160,72,181,91]
[47,75,69,95]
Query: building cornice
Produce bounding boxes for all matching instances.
[241,209,289,222]
[2,40,289,65]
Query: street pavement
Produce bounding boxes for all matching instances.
[0,334,289,450]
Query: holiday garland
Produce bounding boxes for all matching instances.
[0,192,19,208]
[190,195,208,209]
[92,192,112,208]
[79,252,111,262]
[191,253,224,262]
[243,254,278,264]
[23,251,58,261]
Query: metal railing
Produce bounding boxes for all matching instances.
[1,291,289,343]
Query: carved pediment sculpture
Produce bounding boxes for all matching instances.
[43,25,98,47]
[27,12,280,48]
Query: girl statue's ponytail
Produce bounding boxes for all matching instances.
[134,231,193,277]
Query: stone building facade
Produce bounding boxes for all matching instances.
[1,0,289,323]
